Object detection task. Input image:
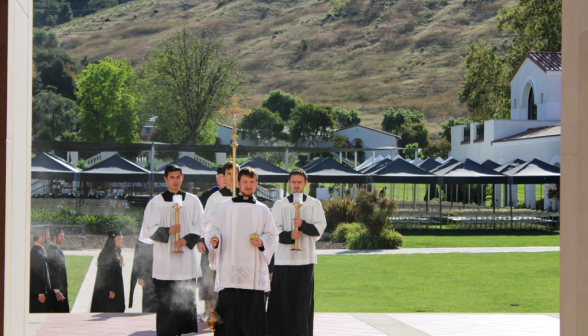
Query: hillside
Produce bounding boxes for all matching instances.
[53,0,516,136]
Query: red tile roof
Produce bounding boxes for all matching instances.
[510,52,562,83]
[335,124,401,139]
[492,124,561,144]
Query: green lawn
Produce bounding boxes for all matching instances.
[65,255,93,311]
[315,252,560,313]
[400,230,560,248]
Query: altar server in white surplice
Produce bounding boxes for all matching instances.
[205,167,278,336]
[267,168,327,336]
[198,161,240,319]
[139,164,204,336]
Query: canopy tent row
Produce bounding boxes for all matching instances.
[32,153,560,213]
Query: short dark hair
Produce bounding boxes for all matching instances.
[238,166,258,182]
[216,167,223,175]
[289,168,307,181]
[222,161,240,176]
[164,164,183,177]
[50,228,63,239]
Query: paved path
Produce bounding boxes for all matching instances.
[316,246,560,255]
[30,313,560,336]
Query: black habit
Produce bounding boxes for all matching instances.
[46,243,70,313]
[30,244,55,313]
[90,247,125,313]
[129,240,158,313]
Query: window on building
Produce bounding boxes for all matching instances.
[215,138,222,145]
[352,138,363,148]
[528,88,538,120]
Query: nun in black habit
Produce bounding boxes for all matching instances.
[30,226,54,313]
[129,239,158,313]
[90,230,125,313]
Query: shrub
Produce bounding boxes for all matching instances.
[114,215,140,234]
[298,39,309,51]
[347,227,404,250]
[322,194,358,232]
[330,222,361,242]
[354,191,397,236]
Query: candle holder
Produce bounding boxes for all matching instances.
[172,195,183,254]
[291,203,303,252]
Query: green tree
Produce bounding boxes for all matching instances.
[238,107,287,144]
[35,58,77,100]
[57,2,74,25]
[333,107,361,128]
[458,0,561,122]
[140,28,247,144]
[261,90,302,121]
[332,134,349,148]
[403,143,424,160]
[33,29,60,50]
[381,107,424,135]
[438,117,473,141]
[32,91,79,140]
[290,103,336,144]
[423,140,452,160]
[458,42,510,122]
[399,120,429,149]
[77,57,141,143]
[497,0,562,75]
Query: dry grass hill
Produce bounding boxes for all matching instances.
[53,0,516,136]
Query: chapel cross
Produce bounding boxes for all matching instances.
[218,95,251,196]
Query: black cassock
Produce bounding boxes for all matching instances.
[30,245,54,313]
[90,249,125,313]
[129,240,158,313]
[267,265,315,336]
[46,243,70,313]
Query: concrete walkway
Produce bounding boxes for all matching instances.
[30,313,560,336]
[28,247,559,336]
[316,246,560,255]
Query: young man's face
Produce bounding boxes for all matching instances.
[164,171,184,192]
[57,232,65,245]
[224,168,239,189]
[216,173,226,189]
[239,175,258,197]
[288,174,308,194]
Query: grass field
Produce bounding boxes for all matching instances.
[65,255,93,311]
[315,252,560,313]
[400,230,560,248]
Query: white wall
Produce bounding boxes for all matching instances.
[451,119,560,164]
[313,126,400,158]
[510,58,561,121]
[216,125,257,146]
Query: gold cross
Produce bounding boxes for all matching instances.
[218,95,251,144]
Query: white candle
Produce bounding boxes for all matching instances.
[173,195,183,207]
[293,193,303,205]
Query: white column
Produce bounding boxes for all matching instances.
[354,151,357,168]
[525,184,536,209]
[4,1,33,333]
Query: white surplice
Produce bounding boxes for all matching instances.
[205,196,278,292]
[271,194,327,266]
[139,192,203,281]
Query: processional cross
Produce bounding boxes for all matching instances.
[218,95,251,197]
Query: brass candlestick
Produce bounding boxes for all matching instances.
[171,204,183,254]
[291,203,303,251]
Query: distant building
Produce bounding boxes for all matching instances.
[450,52,561,209]
[139,116,157,141]
[311,124,401,159]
